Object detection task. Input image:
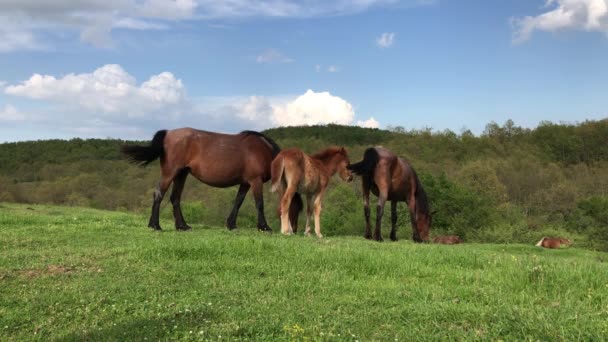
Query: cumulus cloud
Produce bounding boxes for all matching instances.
[376,32,396,48]
[357,117,380,128]
[0,0,433,52]
[512,0,608,43]
[4,65,379,139]
[5,64,187,118]
[234,89,380,128]
[256,49,294,64]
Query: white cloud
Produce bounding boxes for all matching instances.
[256,49,294,63]
[272,90,354,126]
[512,0,608,43]
[5,64,187,118]
[0,1,432,52]
[376,32,396,48]
[4,65,379,139]
[0,105,26,121]
[357,117,380,128]
[327,65,340,72]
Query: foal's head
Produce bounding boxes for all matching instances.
[335,147,353,182]
[315,146,353,182]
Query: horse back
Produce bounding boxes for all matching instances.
[163,128,274,186]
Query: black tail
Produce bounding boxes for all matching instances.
[348,147,379,177]
[121,130,167,166]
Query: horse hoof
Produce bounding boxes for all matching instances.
[364,233,372,240]
[316,234,323,239]
[375,237,384,242]
[148,224,162,231]
[258,227,272,234]
[390,236,398,242]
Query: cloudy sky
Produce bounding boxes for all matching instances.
[1,0,607,142]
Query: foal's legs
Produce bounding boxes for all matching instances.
[226,183,250,230]
[250,178,272,232]
[313,189,326,238]
[279,184,298,234]
[304,194,314,236]
[170,168,192,231]
[390,200,398,241]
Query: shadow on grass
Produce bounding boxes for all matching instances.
[57,309,217,341]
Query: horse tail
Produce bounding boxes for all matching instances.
[270,154,284,193]
[535,237,545,247]
[348,147,379,177]
[121,130,167,166]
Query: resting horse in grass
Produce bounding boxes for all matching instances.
[121,128,302,232]
[348,147,431,242]
[271,146,353,237]
[536,237,571,249]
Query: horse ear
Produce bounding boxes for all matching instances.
[340,147,346,153]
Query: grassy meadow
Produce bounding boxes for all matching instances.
[1,202,607,341]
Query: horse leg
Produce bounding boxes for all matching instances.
[362,178,372,240]
[390,200,398,241]
[250,178,272,233]
[170,168,191,231]
[226,183,250,230]
[313,189,326,238]
[148,176,173,231]
[374,192,388,242]
[279,185,297,235]
[304,194,314,236]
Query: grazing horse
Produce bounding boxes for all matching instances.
[432,235,462,245]
[121,128,302,232]
[348,147,431,242]
[271,146,353,237]
[536,237,571,249]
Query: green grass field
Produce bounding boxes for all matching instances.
[1,203,607,341]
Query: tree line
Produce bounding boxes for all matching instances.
[1,119,607,250]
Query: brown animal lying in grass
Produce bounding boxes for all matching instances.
[535,237,571,249]
[432,235,462,245]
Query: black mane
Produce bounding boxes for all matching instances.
[240,130,281,158]
[412,168,430,217]
[347,147,379,177]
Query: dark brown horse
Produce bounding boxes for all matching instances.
[121,128,301,232]
[348,147,431,242]
[271,146,352,237]
[536,237,571,249]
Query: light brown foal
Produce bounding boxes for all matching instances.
[271,146,353,237]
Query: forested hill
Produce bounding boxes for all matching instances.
[1,120,607,250]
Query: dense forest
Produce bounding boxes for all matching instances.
[1,119,607,250]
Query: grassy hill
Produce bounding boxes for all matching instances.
[1,203,607,340]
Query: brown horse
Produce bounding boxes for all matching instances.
[536,237,571,249]
[121,128,301,232]
[271,146,353,237]
[432,235,462,245]
[348,147,431,242]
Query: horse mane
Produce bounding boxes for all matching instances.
[312,146,345,161]
[347,147,379,176]
[240,130,281,158]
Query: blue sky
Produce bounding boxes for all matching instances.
[1,0,607,142]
